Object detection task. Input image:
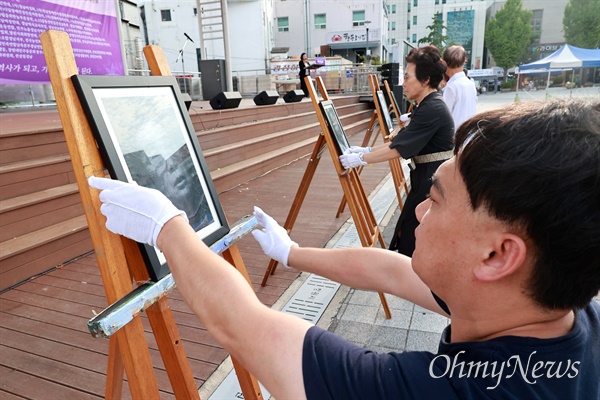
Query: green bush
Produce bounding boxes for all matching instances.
[501,80,516,89]
[552,76,564,85]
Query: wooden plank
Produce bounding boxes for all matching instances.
[0,130,66,151]
[0,141,69,165]
[0,365,100,400]
[1,202,84,242]
[0,171,74,201]
[0,182,79,214]
[0,327,175,397]
[0,215,88,261]
[0,345,109,397]
[0,235,92,291]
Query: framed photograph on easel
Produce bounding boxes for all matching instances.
[319,100,351,156]
[72,75,229,281]
[375,90,395,137]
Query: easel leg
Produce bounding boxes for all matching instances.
[105,337,124,400]
[261,134,327,286]
[336,112,380,218]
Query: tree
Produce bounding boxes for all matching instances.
[563,0,600,48]
[418,14,448,53]
[485,0,531,80]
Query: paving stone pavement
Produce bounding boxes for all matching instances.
[325,204,450,355]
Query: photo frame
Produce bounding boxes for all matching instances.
[375,90,395,137]
[72,75,229,281]
[319,100,351,156]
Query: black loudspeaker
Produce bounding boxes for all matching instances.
[283,90,304,103]
[209,91,242,110]
[253,90,279,106]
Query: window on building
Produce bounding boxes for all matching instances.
[278,17,289,32]
[531,9,543,43]
[392,4,396,13]
[442,0,446,3]
[412,33,417,42]
[408,2,411,12]
[407,20,411,29]
[193,8,197,16]
[391,38,396,44]
[353,10,366,26]
[435,0,440,4]
[386,4,390,13]
[414,0,418,6]
[392,21,396,31]
[314,13,326,29]
[161,9,171,21]
[413,15,417,25]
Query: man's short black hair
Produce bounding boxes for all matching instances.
[455,99,600,310]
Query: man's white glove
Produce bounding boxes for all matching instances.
[339,151,368,169]
[400,113,411,122]
[251,206,298,268]
[88,176,188,250]
[347,146,371,154]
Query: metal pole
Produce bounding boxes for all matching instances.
[221,0,233,91]
[366,27,369,65]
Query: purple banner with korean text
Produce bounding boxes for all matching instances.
[0,0,124,84]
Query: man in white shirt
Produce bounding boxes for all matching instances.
[442,45,477,133]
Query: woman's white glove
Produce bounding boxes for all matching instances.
[348,146,371,154]
[400,113,412,122]
[339,151,368,169]
[251,206,298,268]
[88,176,188,250]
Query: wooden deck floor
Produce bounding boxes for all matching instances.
[0,127,392,399]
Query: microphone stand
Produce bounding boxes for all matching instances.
[176,37,192,94]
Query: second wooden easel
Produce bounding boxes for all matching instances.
[335,75,410,217]
[261,76,391,319]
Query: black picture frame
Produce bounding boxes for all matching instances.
[319,100,351,156]
[72,75,229,281]
[375,90,395,137]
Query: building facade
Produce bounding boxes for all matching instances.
[486,0,569,68]
[139,0,273,76]
[273,1,389,64]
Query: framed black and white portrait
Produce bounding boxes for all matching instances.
[375,90,395,137]
[72,75,229,281]
[319,100,351,156]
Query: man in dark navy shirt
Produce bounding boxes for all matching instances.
[89,98,600,399]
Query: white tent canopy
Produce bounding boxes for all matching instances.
[518,44,600,71]
[515,44,600,94]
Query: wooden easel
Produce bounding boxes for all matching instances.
[335,75,409,217]
[383,79,410,131]
[368,75,410,207]
[261,75,391,319]
[40,30,261,400]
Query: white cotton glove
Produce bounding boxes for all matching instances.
[251,206,298,268]
[400,113,411,122]
[88,176,188,250]
[339,151,368,169]
[347,146,371,154]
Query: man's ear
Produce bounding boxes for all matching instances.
[474,234,527,282]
